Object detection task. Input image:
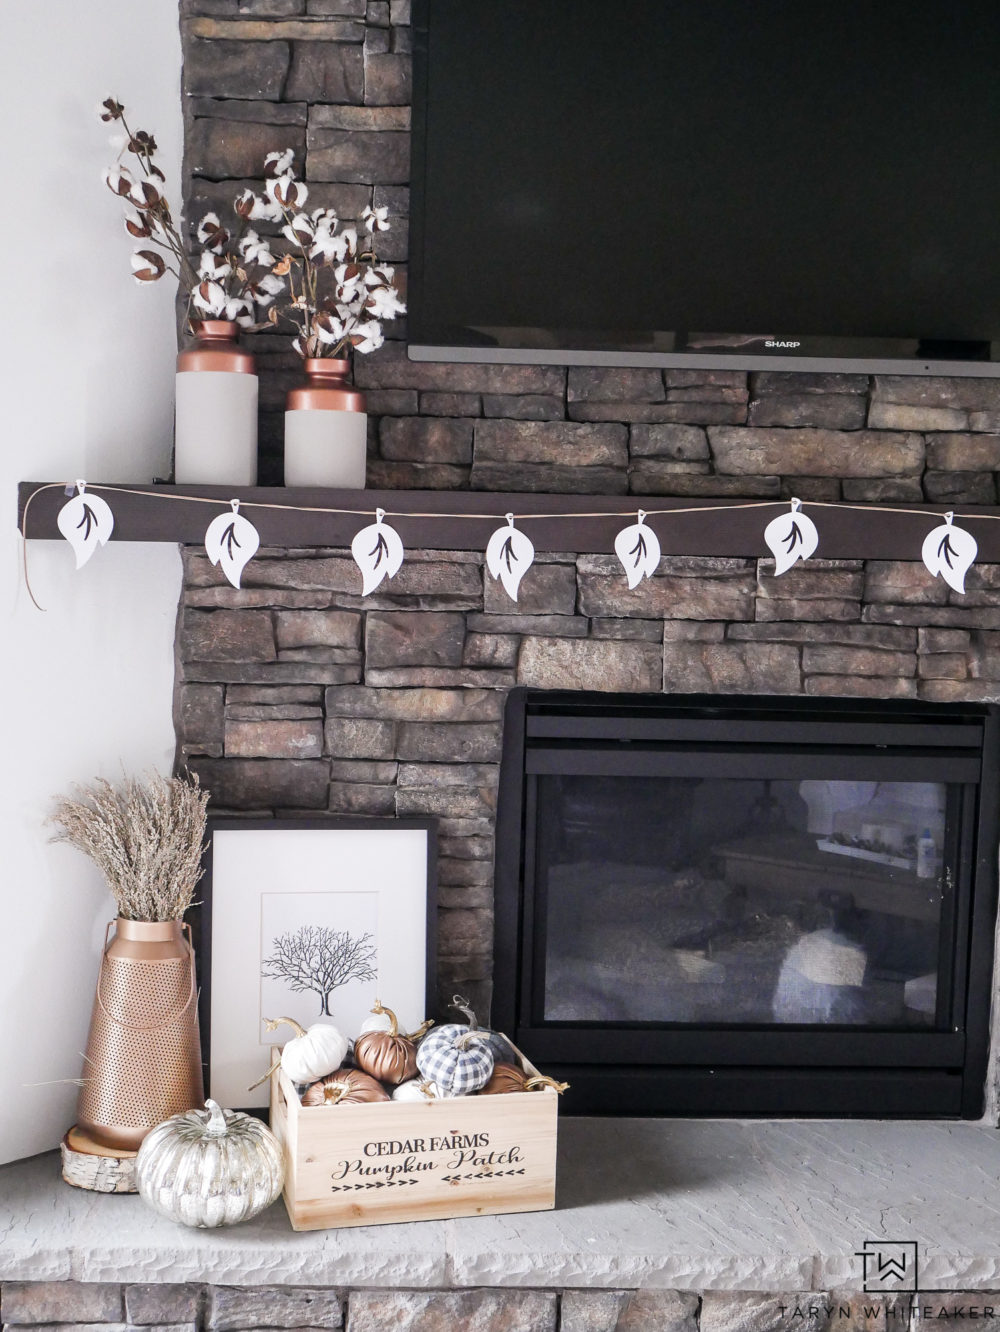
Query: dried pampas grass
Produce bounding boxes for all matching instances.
[50,772,209,921]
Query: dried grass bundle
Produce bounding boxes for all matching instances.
[50,772,209,921]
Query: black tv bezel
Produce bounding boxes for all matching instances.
[407,0,1000,378]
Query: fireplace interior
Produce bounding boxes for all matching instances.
[494,690,1000,1119]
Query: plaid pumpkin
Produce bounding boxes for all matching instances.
[416,1023,495,1096]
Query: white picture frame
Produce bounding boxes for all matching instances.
[196,817,436,1109]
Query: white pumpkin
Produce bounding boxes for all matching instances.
[358,1008,393,1037]
[264,1015,348,1083]
[392,1077,445,1102]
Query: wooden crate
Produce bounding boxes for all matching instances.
[269,1051,558,1231]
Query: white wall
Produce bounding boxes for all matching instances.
[0,2,183,1163]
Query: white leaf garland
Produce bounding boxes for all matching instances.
[922,511,977,595]
[614,510,661,589]
[763,497,819,576]
[486,513,535,602]
[205,500,260,589]
[56,481,115,569]
[351,507,404,596]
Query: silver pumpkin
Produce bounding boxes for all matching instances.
[135,1099,284,1228]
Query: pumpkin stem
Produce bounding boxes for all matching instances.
[264,1015,308,1040]
[524,1075,570,1095]
[322,1080,350,1105]
[247,1056,282,1092]
[451,993,479,1031]
[370,999,399,1038]
[452,1030,488,1051]
[405,1018,435,1042]
[203,1099,229,1135]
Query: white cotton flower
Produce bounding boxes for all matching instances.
[311,207,338,228]
[282,211,315,245]
[364,263,395,287]
[128,178,160,208]
[309,229,348,263]
[334,262,362,289]
[269,174,308,210]
[104,165,133,195]
[225,296,255,327]
[314,313,348,345]
[256,272,285,297]
[352,320,384,353]
[366,284,406,320]
[263,148,296,176]
[130,249,165,283]
[198,251,231,281]
[362,204,390,233]
[338,227,358,259]
[235,189,282,224]
[107,132,128,154]
[196,212,229,251]
[192,280,228,317]
[123,208,152,239]
[337,288,366,313]
[238,229,276,268]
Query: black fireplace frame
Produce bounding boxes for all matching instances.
[493,690,1000,1118]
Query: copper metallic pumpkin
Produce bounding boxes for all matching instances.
[479,1062,529,1095]
[301,1067,390,1107]
[353,1002,418,1086]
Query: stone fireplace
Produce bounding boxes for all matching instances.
[175,510,1000,1111]
[175,0,1000,1112]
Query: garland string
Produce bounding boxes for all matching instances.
[20,481,1000,613]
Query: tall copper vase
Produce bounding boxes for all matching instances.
[76,920,204,1151]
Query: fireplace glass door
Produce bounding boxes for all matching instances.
[538,776,953,1030]
[493,692,999,1119]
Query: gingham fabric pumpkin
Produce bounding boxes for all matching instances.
[415,1023,494,1096]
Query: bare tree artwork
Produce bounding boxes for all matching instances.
[261,925,377,1015]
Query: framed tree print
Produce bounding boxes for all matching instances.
[194,817,436,1109]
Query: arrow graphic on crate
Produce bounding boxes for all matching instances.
[441,1168,526,1185]
[331,1178,419,1193]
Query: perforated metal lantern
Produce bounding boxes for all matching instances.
[76,919,204,1151]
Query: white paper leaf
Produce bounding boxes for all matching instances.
[764,499,819,576]
[205,502,260,589]
[486,514,535,602]
[351,509,404,596]
[56,483,114,569]
[922,513,977,595]
[614,511,661,589]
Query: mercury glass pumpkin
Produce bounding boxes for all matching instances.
[135,1099,284,1228]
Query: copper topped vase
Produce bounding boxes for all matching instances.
[284,358,367,489]
[174,320,258,486]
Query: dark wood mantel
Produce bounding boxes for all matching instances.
[18,481,1000,561]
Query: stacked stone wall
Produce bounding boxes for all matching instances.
[181,2,1000,498]
[2,1281,988,1332]
[178,544,1000,1016]
[178,0,1000,1018]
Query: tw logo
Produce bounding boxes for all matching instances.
[855,1240,919,1292]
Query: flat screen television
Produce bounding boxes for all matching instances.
[408,0,1000,376]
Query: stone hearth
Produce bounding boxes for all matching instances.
[8,1119,1000,1326]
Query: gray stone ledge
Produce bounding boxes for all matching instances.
[8,1121,1000,1290]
